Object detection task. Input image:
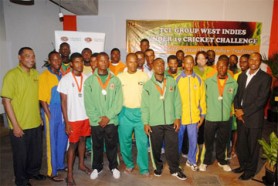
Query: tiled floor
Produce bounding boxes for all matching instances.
[0,119,275,186]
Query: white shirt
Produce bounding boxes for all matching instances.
[245,68,260,87]
[57,73,88,122]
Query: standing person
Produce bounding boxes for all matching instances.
[230,54,250,158]
[193,51,216,162]
[144,49,155,78]
[109,48,126,76]
[84,52,123,180]
[141,58,186,180]
[117,53,149,176]
[135,51,146,71]
[176,50,185,69]
[59,42,71,75]
[199,59,238,172]
[165,55,180,78]
[82,48,93,76]
[206,50,216,67]
[140,38,150,53]
[176,55,206,171]
[39,51,68,182]
[1,47,46,186]
[233,52,272,180]
[229,54,240,74]
[58,53,92,185]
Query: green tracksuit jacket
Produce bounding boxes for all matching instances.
[205,74,238,122]
[141,75,181,126]
[84,70,123,126]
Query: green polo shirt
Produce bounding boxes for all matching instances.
[1,65,41,130]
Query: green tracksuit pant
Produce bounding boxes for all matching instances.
[118,107,149,174]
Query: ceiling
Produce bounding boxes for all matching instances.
[50,0,98,15]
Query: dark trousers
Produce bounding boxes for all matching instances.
[181,129,189,154]
[150,124,180,174]
[204,120,231,165]
[236,121,262,176]
[91,124,118,171]
[197,120,205,144]
[10,126,43,186]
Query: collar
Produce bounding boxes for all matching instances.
[17,64,35,75]
[246,68,260,77]
[180,71,197,78]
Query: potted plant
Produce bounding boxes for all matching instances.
[258,132,278,185]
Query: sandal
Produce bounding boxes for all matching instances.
[47,175,64,182]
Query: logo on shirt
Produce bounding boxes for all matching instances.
[228,88,234,94]
[194,84,197,89]
[169,86,174,92]
[110,83,115,90]
[138,81,143,86]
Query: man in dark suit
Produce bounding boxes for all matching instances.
[233,52,272,180]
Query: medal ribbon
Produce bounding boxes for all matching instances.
[97,74,111,90]
[155,78,166,97]
[217,76,228,97]
[72,72,83,94]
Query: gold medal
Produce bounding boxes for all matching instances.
[78,93,82,97]
[218,96,223,100]
[160,96,164,100]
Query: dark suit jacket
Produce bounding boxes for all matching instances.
[234,69,272,128]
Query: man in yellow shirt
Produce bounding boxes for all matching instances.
[109,48,126,75]
[118,53,149,176]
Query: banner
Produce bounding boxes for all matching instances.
[126,20,261,56]
[55,31,105,53]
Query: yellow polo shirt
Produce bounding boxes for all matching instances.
[1,65,41,129]
[118,71,149,108]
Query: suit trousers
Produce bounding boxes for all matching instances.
[236,121,262,176]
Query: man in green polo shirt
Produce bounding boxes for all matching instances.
[1,47,46,186]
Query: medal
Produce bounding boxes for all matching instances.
[72,72,83,98]
[102,89,107,95]
[217,76,228,102]
[154,78,167,101]
[218,96,223,100]
[97,74,111,96]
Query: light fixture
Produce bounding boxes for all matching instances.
[58,0,64,22]
[10,0,34,5]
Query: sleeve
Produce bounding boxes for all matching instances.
[234,74,242,109]
[141,83,150,125]
[106,78,123,120]
[199,79,206,116]
[38,73,48,102]
[1,71,15,99]
[174,81,182,119]
[84,78,101,124]
[57,76,68,95]
[243,75,272,117]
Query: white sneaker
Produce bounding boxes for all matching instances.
[90,169,99,180]
[186,160,198,171]
[199,164,207,172]
[217,163,232,172]
[112,168,120,179]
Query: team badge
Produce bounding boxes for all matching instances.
[228,88,234,94]
[110,83,115,90]
[169,86,174,92]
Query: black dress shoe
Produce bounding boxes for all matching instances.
[232,167,244,173]
[239,173,254,180]
[31,174,46,181]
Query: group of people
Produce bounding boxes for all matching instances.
[1,38,272,186]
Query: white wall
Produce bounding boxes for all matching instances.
[2,0,71,72]
[77,0,274,60]
[0,0,8,113]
